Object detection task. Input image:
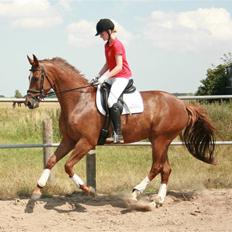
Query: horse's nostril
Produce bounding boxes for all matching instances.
[25,99,33,109]
[27,102,33,109]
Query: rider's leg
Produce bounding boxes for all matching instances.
[109,103,124,143]
[107,77,129,143]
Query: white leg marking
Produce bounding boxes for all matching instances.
[157,183,167,203]
[37,169,51,187]
[71,174,84,188]
[133,176,150,193]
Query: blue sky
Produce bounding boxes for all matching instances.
[0,0,232,97]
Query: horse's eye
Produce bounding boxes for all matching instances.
[31,76,39,82]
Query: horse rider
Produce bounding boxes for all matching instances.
[93,18,132,144]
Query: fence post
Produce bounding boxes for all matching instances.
[86,149,96,189]
[43,118,53,168]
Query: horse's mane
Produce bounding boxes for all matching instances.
[40,57,88,82]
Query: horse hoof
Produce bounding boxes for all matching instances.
[88,186,97,197]
[131,189,141,201]
[80,185,96,197]
[31,192,42,201]
[31,186,42,201]
[154,196,164,208]
[149,201,157,208]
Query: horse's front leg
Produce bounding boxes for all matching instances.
[31,138,75,200]
[64,137,96,196]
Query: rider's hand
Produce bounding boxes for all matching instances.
[90,76,100,86]
[98,74,109,84]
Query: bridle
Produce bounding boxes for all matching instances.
[27,65,93,101]
[27,66,54,100]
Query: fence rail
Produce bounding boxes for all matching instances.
[1,141,232,149]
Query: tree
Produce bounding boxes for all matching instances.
[14,89,23,98]
[196,53,232,95]
[221,52,232,65]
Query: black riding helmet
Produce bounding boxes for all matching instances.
[95,18,115,36]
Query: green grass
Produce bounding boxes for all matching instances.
[0,145,231,199]
[0,103,60,143]
[203,101,232,140]
[0,101,232,199]
[96,145,232,193]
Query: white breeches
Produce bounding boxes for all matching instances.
[106,77,130,108]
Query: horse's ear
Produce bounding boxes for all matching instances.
[33,54,39,67]
[27,55,34,65]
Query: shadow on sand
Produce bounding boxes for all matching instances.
[24,191,128,214]
[24,190,197,214]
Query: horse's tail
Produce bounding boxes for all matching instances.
[181,105,216,165]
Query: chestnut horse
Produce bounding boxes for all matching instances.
[25,55,215,206]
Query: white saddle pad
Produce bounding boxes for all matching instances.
[96,85,144,115]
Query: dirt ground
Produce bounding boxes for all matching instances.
[0,188,232,232]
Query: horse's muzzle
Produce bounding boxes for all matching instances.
[25,95,40,109]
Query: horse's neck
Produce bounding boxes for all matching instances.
[53,70,87,92]
[49,65,89,113]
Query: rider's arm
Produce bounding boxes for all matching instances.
[98,55,122,83]
[98,62,108,76]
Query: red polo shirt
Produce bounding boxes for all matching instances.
[105,38,132,78]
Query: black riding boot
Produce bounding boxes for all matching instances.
[109,103,124,144]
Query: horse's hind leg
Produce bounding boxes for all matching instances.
[154,158,171,206]
[132,136,171,205]
[31,138,75,200]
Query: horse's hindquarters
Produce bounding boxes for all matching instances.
[121,91,189,143]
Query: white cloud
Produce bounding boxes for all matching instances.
[12,16,62,28]
[112,20,133,46]
[67,20,97,48]
[66,19,132,48]
[0,0,63,28]
[143,8,232,52]
[58,0,73,11]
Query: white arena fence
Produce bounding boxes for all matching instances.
[1,94,232,148]
[0,95,232,188]
[1,95,232,102]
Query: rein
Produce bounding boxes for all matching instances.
[27,65,93,100]
[46,84,93,97]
